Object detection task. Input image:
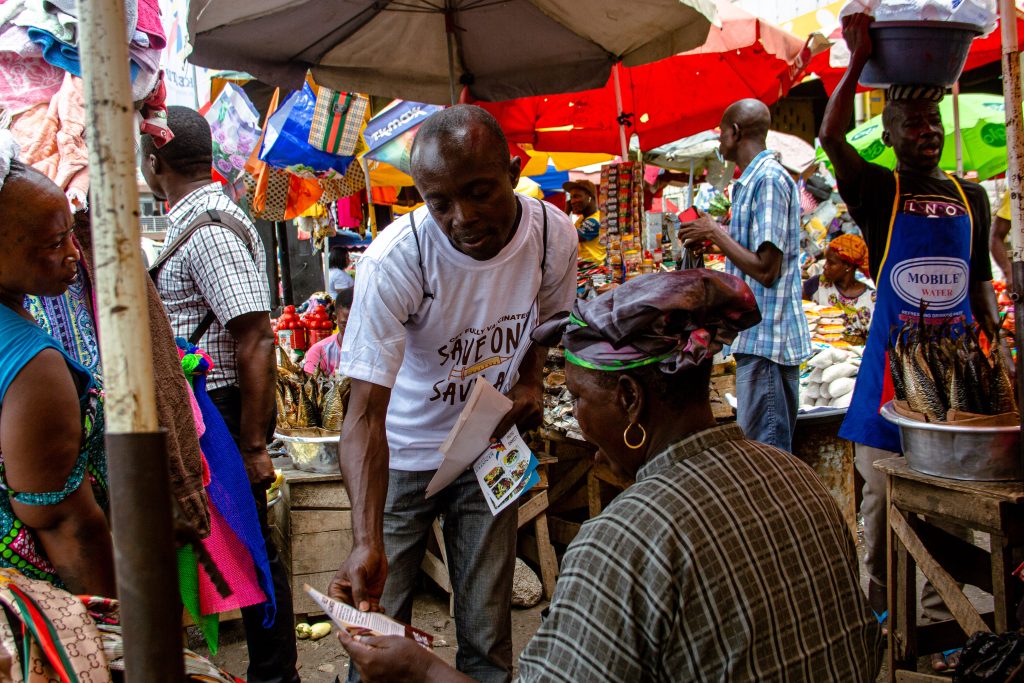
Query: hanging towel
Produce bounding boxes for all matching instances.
[27,27,140,79]
[134,0,166,50]
[0,25,63,116]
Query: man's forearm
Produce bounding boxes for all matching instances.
[236,331,276,454]
[715,232,780,287]
[339,381,392,548]
[517,343,547,391]
[969,280,1002,343]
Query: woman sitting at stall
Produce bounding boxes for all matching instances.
[0,133,114,596]
[803,232,875,345]
[337,270,881,682]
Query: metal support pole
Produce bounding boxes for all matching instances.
[77,0,183,680]
[613,63,629,160]
[444,5,458,106]
[277,221,295,306]
[952,81,964,176]
[999,0,1024,463]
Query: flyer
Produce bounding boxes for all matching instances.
[304,585,434,649]
[472,425,540,515]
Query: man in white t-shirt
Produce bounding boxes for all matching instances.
[329,105,578,682]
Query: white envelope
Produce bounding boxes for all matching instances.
[426,379,512,498]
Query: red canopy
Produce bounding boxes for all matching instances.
[477,0,816,154]
[807,11,1024,95]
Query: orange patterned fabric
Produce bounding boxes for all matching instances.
[828,233,870,277]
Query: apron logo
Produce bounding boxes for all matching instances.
[890,257,969,310]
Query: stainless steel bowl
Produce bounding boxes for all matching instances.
[879,401,1022,481]
[274,431,340,474]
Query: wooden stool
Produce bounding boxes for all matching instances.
[587,462,633,518]
[875,457,1024,682]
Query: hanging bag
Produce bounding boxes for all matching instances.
[308,88,368,157]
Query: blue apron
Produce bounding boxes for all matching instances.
[839,172,974,451]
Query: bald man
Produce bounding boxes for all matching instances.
[330,105,578,683]
[679,99,811,452]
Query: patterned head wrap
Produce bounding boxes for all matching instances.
[532,270,761,374]
[887,85,945,103]
[828,233,870,277]
[0,130,21,195]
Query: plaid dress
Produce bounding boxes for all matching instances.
[517,424,882,682]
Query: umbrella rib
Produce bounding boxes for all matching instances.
[287,2,386,66]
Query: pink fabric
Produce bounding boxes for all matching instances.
[198,506,266,615]
[0,26,63,115]
[135,0,166,50]
[336,195,363,228]
[11,72,88,196]
[302,333,341,374]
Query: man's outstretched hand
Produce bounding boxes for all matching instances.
[842,12,873,67]
[328,543,388,613]
[338,630,472,683]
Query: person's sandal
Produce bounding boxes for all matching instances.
[931,648,961,673]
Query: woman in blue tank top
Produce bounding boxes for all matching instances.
[0,148,114,595]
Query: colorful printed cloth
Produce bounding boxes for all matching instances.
[812,278,877,346]
[0,569,243,682]
[25,264,102,381]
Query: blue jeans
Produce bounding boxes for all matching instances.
[734,353,800,453]
[348,468,517,683]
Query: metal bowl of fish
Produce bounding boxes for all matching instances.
[274,429,341,474]
[880,401,1021,481]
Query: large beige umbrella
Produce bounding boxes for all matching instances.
[188,0,717,105]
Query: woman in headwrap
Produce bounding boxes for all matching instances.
[806,232,876,345]
[0,131,114,595]
[337,270,882,682]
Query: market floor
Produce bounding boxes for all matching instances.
[191,521,994,681]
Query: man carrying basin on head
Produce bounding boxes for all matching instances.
[819,13,1004,672]
[330,105,578,683]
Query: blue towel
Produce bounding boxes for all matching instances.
[27,27,140,80]
[188,351,276,628]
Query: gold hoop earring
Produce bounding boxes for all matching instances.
[623,422,647,450]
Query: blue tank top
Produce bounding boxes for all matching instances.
[0,304,107,585]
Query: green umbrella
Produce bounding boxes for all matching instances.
[815,93,1009,181]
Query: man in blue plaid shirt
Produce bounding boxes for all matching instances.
[679,99,811,451]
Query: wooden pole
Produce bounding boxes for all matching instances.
[77,0,183,679]
[999,0,1024,464]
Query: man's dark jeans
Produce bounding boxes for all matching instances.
[209,385,299,683]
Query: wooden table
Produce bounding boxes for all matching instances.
[875,457,1024,682]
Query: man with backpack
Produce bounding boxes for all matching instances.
[330,105,578,683]
[142,106,298,683]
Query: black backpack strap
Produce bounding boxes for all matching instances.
[409,210,435,299]
[149,208,259,344]
[536,197,549,275]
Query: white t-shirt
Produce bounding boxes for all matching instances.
[340,197,578,471]
[329,267,354,296]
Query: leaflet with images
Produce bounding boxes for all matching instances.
[473,425,540,515]
[305,585,434,649]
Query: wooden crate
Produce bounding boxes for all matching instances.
[270,468,352,616]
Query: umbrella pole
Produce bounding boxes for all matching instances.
[999,0,1024,461]
[952,81,964,176]
[445,7,458,106]
[688,159,695,208]
[78,0,183,680]
[612,63,629,159]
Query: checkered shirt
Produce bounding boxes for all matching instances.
[725,150,812,366]
[517,424,882,682]
[156,183,270,391]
